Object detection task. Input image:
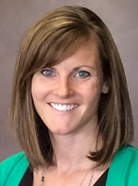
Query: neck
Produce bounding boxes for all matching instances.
[49,121,102,173]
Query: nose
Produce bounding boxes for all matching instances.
[53,77,75,98]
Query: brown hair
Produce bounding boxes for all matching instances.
[10,6,133,168]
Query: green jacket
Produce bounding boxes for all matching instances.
[0,145,138,186]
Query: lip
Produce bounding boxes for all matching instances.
[48,102,79,111]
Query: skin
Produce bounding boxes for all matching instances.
[32,41,109,186]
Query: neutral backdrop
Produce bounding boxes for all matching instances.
[0,0,138,162]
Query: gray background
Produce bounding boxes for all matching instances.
[0,0,138,162]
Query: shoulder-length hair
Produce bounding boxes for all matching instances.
[10,6,133,168]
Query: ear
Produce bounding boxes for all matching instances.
[102,82,109,94]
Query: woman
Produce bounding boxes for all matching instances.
[0,5,138,186]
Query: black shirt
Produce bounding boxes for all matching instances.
[19,167,109,186]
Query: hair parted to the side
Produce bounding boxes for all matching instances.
[10,5,133,168]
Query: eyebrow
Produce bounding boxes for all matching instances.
[46,66,95,71]
[73,66,95,71]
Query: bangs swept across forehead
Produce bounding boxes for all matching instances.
[20,6,97,75]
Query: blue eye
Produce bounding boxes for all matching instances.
[41,69,54,77]
[76,71,90,78]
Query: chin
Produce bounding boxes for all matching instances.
[49,128,73,136]
[48,124,78,136]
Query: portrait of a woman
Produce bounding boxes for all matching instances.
[0,5,138,186]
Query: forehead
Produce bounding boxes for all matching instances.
[66,41,99,63]
[27,29,100,78]
[49,41,101,74]
[42,37,99,66]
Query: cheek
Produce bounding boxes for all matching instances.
[31,81,46,117]
[31,77,45,103]
[83,83,102,103]
[31,76,49,101]
[31,79,39,101]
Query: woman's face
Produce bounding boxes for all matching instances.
[31,41,108,136]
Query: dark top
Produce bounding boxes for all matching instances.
[19,167,109,186]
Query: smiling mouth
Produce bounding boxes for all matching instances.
[49,103,79,111]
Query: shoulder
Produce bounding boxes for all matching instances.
[114,145,138,157]
[0,152,29,186]
[113,145,138,172]
[0,151,28,166]
[106,145,138,186]
[0,151,29,172]
[113,145,138,165]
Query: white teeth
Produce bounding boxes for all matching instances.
[50,103,78,111]
[67,105,70,110]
